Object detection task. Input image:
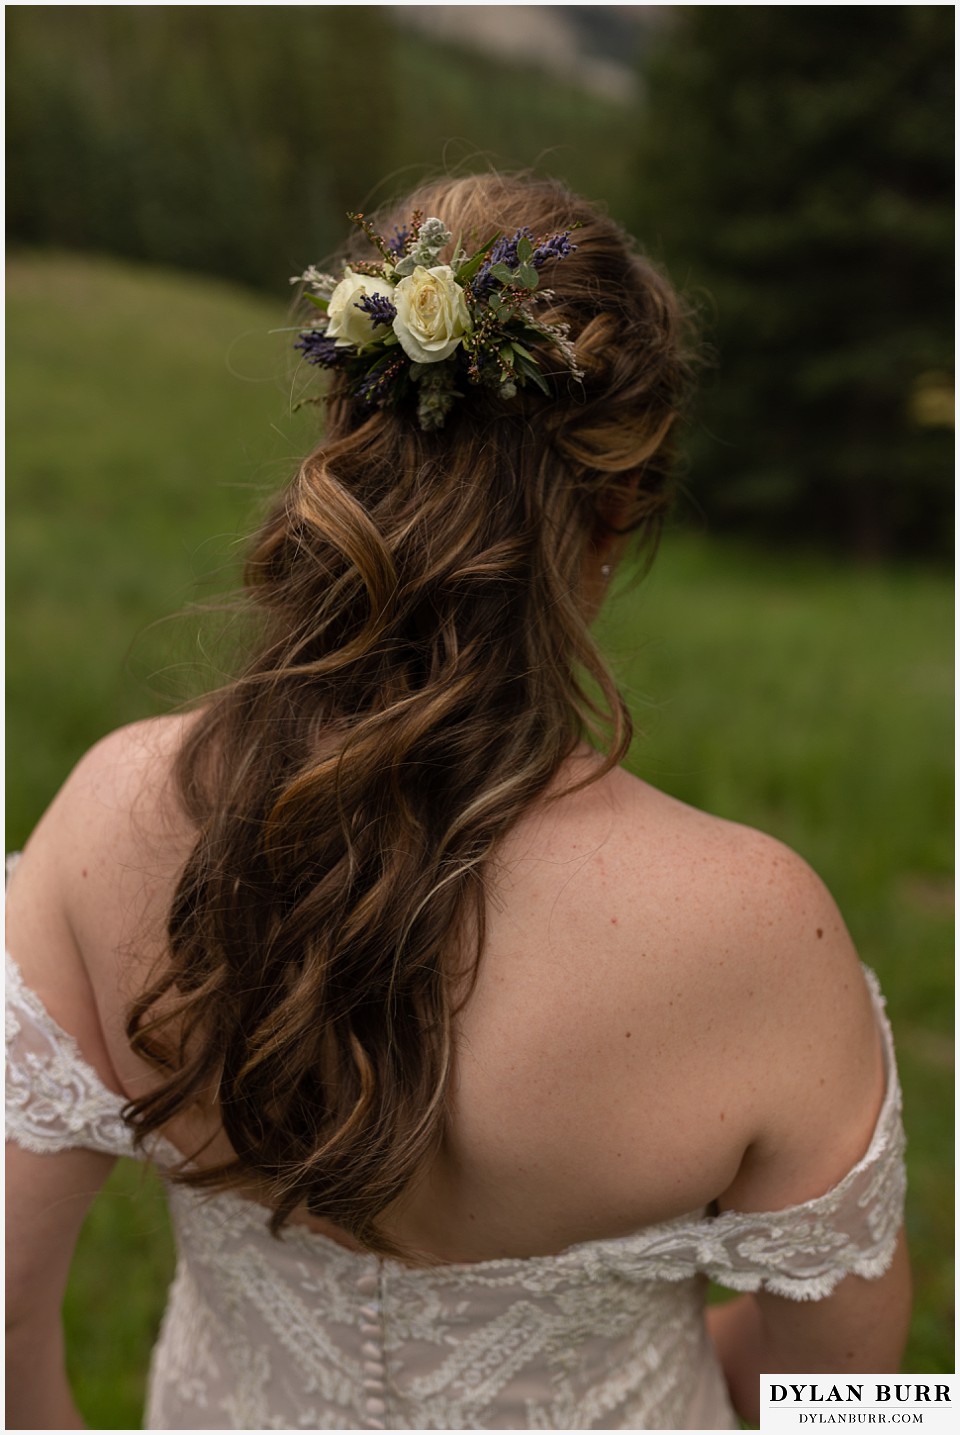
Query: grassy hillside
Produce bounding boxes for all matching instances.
[7,253,952,1424]
[7,251,309,840]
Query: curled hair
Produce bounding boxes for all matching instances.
[124,173,693,1257]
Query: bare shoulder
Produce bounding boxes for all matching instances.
[16,712,197,868]
[6,714,200,1088]
[591,762,868,1001]
[597,765,885,1207]
[531,757,864,997]
[46,711,194,819]
[490,759,885,1212]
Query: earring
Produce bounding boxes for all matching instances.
[600,563,612,581]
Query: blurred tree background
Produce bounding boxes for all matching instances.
[7,3,953,557]
[635,4,954,559]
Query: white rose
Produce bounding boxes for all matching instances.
[392,265,471,364]
[325,267,391,348]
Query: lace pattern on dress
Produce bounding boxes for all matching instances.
[5,945,905,1295]
[5,951,135,1158]
[5,932,906,1429]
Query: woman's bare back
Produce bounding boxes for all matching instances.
[7,713,885,1266]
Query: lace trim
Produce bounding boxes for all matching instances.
[5,936,905,1301]
[5,950,135,1157]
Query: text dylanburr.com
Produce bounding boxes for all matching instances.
[760,1376,957,1431]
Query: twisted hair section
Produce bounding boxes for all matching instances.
[123,173,693,1256]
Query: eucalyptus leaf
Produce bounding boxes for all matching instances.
[489,263,517,285]
[516,236,534,263]
[517,265,539,290]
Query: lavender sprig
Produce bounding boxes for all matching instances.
[532,231,576,267]
[387,225,411,259]
[471,228,575,299]
[294,329,344,367]
[472,229,533,296]
[355,352,406,408]
[356,292,398,326]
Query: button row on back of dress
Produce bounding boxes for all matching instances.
[357,1264,388,1428]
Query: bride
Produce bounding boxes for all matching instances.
[6,172,910,1429]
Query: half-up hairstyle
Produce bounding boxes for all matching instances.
[124,172,693,1257]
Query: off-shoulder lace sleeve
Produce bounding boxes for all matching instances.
[5,951,135,1158]
[676,968,905,1300]
[591,968,907,1302]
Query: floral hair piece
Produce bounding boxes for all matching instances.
[291,212,583,431]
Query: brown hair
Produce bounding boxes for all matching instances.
[124,172,692,1256]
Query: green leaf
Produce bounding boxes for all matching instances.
[487,293,502,312]
[524,367,551,396]
[456,233,500,284]
[488,263,517,285]
[499,344,515,367]
[509,341,537,361]
[516,236,534,263]
[303,292,329,311]
[514,353,550,393]
[517,264,539,290]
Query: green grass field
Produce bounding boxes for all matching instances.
[7,252,953,1426]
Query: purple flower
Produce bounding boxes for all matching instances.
[473,229,533,296]
[532,231,576,267]
[472,228,575,297]
[490,228,535,269]
[354,353,406,408]
[387,226,411,258]
[356,291,398,326]
[294,330,344,366]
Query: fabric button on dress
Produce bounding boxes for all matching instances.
[357,1265,386,1428]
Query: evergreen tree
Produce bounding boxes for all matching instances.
[634,5,953,557]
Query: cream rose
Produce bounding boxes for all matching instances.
[392,265,471,364]
[325,267,391,348]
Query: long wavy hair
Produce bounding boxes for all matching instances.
[124,172,692,1256]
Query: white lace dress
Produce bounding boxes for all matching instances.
[6,954,906,1431]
